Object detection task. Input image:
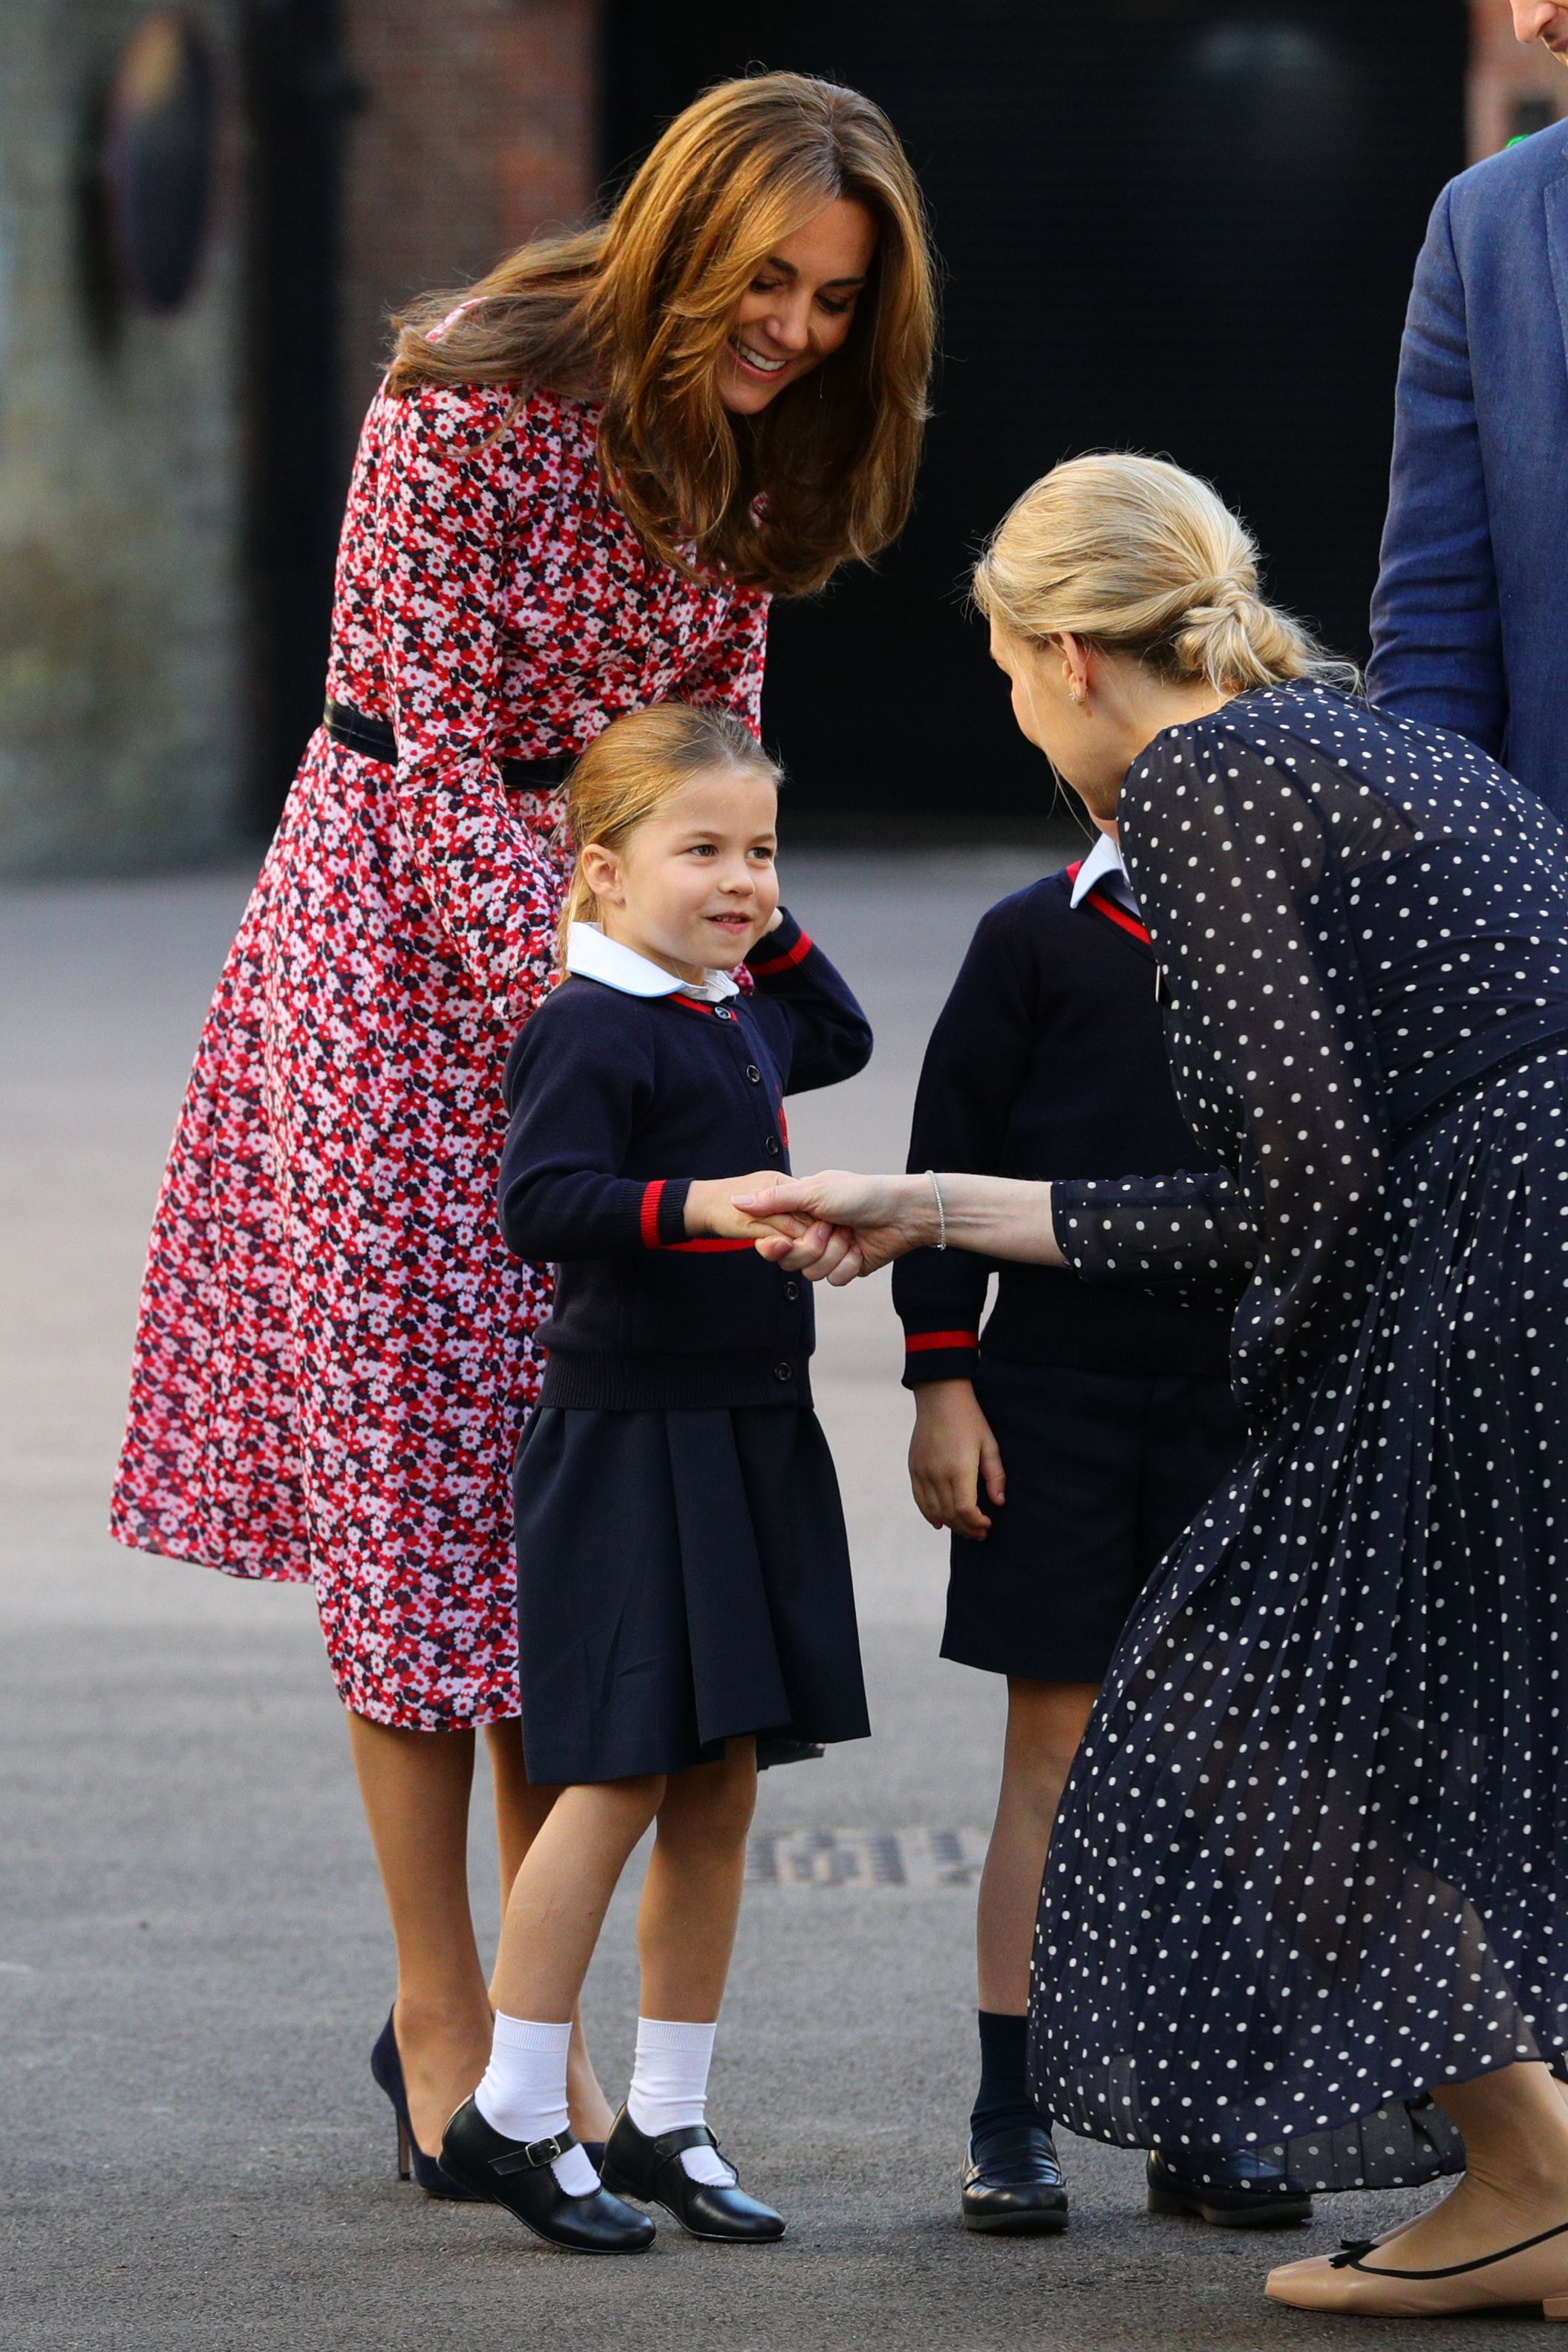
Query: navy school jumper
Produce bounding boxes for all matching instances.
[499,910,872,1408]
[892,864,1238,1385]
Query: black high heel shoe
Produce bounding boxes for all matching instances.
[601,2106,785,2241]
[369,2010,480,2201]
[440,2100,656,2253]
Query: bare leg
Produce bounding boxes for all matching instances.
[346,1711,494,2156]
[1361,2062,1568,2266]
[491,1775,665,2022]
[638,1739,760,2021]
[484,1719,615,2137]
[976,1681,1099,2013]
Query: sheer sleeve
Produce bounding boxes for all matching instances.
[375,385,565,1028]
[1054,717,1389,1423]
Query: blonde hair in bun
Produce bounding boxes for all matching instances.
[972,452,1357,695]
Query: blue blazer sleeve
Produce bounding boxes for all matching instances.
[1367,181,1508,757]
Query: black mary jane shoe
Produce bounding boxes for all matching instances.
[601,2106,785,2242]
[1147,2147,1313,2230]
[439,2100,655,2253]
[369,2010,480,2201]
[961,2122,1071,2235]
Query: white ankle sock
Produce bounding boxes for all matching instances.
[627,2016,735,2186]
[474,2013,600,2195]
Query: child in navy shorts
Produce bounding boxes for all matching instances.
[895,821,1310,2235]
[440,701,871,2253]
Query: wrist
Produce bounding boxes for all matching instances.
[682,1178,714,1238]
[916,1171,945,1249]
[913,1378,977,1416]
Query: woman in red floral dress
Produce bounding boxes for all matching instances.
[111,72,934,2175]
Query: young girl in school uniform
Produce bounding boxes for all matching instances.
[894,819,1312,2236]
[438,701,872,2253]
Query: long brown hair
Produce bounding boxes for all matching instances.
[558,702,783,962]
[386,73,935,598]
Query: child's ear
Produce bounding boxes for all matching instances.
[579,841,622,906]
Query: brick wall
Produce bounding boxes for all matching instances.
[1470,0,1568,159]
[338,0,601,445]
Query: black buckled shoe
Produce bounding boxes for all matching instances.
[601,2106,785,2241]
[439,2100,656,2253]
[1147,2147,1313,2229]
[961,2123,1070,2235]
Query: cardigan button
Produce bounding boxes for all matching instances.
[713,1007,734,1020]
[773,1362,793,1383]
[783,1280,800,1302]
[745,1064,762,1083]
[764,1135,781,1155]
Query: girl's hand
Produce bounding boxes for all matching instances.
[684,1174,813,1241]
[733,1171,935,1283]
[909,1380,1006,1540]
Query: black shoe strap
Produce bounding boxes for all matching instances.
[1332,2215,1568,2280]
[489,2127,579,2177]
[651,2123,720,2158]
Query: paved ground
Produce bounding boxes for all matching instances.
[4,848,1555,2351]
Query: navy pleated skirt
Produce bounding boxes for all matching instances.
[513,1404,869,1784]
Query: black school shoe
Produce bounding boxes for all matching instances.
[440,2100,655,2253]
[601,2106,785,2241]
[1146,2147,1313,2229]
[961,2122,1071,2235]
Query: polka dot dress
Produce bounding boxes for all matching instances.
[1036,683,1568,2193]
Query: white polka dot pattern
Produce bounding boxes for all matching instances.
[1031,683,1568,2194]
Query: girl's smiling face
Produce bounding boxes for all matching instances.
[580,765,781,982]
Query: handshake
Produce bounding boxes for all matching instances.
[679,1169,936,1284]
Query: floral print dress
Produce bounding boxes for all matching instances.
[110,380,768,1730]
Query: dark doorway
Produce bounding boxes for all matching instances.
[240,0,354,830]
[603,1,1468,824]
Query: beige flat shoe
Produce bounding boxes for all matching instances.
[1266,2218,1568,2318]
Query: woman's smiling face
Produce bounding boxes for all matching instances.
[714,197,879,416]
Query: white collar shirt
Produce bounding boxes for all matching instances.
[564,921,741,1004]
[1068,831,1141,917]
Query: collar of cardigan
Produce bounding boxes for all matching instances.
[564,921,740,1003]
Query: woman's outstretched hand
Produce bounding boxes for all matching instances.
[731,1171,935,1284]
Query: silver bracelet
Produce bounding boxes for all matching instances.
[926,1169,947,1252]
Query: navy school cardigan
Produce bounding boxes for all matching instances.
[892,865,1239,1388]
[499,910,872,1410]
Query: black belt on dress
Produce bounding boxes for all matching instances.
[322,700,570,794]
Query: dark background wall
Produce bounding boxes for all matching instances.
[604,0,1469,823]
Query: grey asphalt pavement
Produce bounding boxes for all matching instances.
[3,849,1553,2352]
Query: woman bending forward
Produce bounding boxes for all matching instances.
[745,454,1568,2321]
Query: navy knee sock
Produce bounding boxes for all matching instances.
[970,2009,1045,2149]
